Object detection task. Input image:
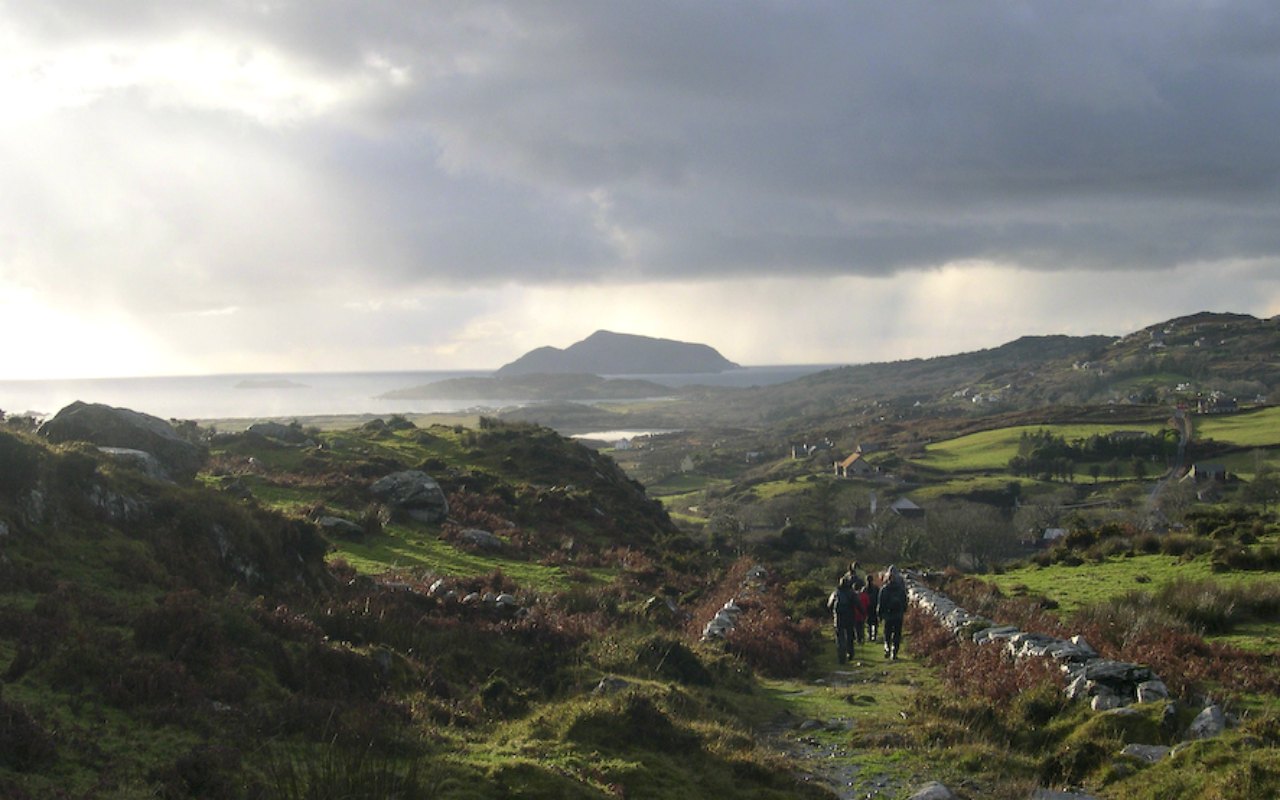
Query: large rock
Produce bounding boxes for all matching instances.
[1187,704,1226,740]
[246,421,311,444]
[39,402,206,482]
[368,470,449,523]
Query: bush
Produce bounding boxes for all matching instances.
[0,698,56,772]
[634,635,712,686]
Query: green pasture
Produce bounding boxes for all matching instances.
[1195,406,1280,448]
[912,421,1171,473]
[987,553,1274,614]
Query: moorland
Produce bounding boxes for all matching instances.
[1,310,1278,799]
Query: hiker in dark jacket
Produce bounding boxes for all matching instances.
[863,576,880,643]
[876,565,908,660]
[826,575,859,664]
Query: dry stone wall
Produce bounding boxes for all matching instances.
[905,573,1229,754]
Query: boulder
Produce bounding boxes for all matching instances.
[1136,680,1169,703]
[461,528,503,549]
[316,516,365,539]
[98,447,170,482]
[40,401,206,481]
[1187,704,1226,740]
[368,470,449,523]
[246,421,311,444]
[908,782,957,800]
[1121,743,1170,763]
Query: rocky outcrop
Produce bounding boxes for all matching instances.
[39,402,207,482]
[368,470,449,523]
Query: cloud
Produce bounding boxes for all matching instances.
[2,2,1279,378]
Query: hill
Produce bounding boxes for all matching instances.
[495,330,740,376]
[0,413,836,799]
[493,312,1280,444]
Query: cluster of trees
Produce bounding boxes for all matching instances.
[1007,428,1176,482]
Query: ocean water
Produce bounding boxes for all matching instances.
[0,365,836,422]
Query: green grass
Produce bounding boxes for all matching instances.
[986,552,1275,614]
[913,421,1172,473]
[328,523,614,592]
[1196,406,1280,448]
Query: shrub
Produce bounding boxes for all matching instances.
[0,698,56,772]
[634,635,712,686]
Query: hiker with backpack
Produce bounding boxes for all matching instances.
[876,565,908,660]
[826,574,862,664]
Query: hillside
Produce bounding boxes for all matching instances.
[0,414,835,799]
[494,313,1280,444]
[495,330,740,376]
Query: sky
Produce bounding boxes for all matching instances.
[2,1,1279,379]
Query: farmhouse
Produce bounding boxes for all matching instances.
[834,451,875,478]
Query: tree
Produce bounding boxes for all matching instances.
[1132,459,1148,481]
[1243,468,1280,512]
[1089,463,1103,484]
[926,500,1016,571]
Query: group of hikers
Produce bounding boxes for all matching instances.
[826,562,908,663]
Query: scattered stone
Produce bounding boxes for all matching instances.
[593,676,632,695]
[0,520,9,538]
[1187,704,1226,740]
[1031,790,1100,800]
[908,781,957,800]
[1121,743,1170,763]
[494,593,518,607]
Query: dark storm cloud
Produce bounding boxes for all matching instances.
[8,0,1280,286]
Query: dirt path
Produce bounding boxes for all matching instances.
[758,646,939,799]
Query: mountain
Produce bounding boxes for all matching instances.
[495,330,739,376]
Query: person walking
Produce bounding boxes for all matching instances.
[876,565,908,660]
[827,575,858,664]
[864,574,881,643]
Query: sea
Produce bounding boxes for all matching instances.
[0,365,838,423]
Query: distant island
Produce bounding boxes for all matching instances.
[495,330,739,376]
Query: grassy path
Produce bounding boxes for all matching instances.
[756,641,943,799]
